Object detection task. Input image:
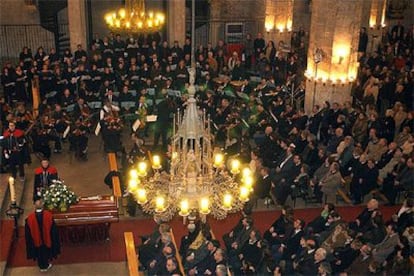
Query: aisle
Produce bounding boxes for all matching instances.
[19,134,120,223]
[7,205,399,267]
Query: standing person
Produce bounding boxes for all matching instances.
[243,33,254,69]
[153,96,175,151]
[2,121,26,180]
[25,200,60,272]
[33,158,58,201]
[253,33,265,63]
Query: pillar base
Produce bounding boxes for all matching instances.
[304,79,352,113]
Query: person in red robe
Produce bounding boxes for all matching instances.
[33,158,58,201]
[25,200,60,272]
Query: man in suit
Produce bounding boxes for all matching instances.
[371,223,400,264]
[223,204,253,250]
[271,218,305,263]
[270,147,298,205]
[349,199,379,232]
[254,166,272,199]
[346,244,372,275]
[293,238,317,275]
[188,240,220,275]
[229,217,254,254]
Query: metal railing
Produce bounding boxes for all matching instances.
[0,23,68,62]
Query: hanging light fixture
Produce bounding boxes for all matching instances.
[127,70,253,221]
[104,0,165,33]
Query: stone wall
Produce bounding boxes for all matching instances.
[0,0,39,25]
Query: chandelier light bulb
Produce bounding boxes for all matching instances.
[199,198,210,214]
[213,153,224,168]
[128,179,139,191]
[242,168,252,179]
[230,159,241,175]
[155,196,166,213]
[152,155,162,169]
[179,199,190,216]
[119,8,126,19]
[239,186,249,202]
[137,161,147,177]
[129,169,138,179]
[136,188,147,204]
[243,176,254,190]
[222,193,233,210]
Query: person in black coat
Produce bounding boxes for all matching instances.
[379,110,395,143]
[358,27,369,53]
[254,167,272,199]
[272,219,305,264]
[376,142,397,169]
[263,206,294,246]
[293,238,317,275]
[153,96,175,151]
[391,198,414,234]
[331,239,361,274]
[349,199,379,232]
[222,204,253,251]
[360,159,379,197]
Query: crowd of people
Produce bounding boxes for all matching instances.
[136,199,413,275]
[0,21,413,275]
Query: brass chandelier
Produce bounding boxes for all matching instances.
[127,69,254,221]
[104,0,165,33]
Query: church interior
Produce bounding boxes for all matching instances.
[0,0,413,275]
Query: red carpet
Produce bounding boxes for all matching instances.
[0,220,15,262]
[6,205,400,267]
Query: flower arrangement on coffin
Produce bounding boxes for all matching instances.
[41,180,79,212]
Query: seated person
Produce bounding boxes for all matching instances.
[138,222,171,269]
[147,232,176,275]
[263,205,294,246]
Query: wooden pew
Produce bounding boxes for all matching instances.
[169,229,186,276]
[124,232,142,276]
[107,153,122,198]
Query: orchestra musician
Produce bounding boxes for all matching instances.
[2,121,26,179]
[32,114,62,158]
[51,104,71,139]
[15,102,34,131]
[100,100,123,153]
[33,158,58,201]
[69,116,90,161]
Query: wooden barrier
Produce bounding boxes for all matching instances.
[336,189,352,205]
[108,153,122,198]
[31,76,40,118]
[169,229,186,276]
[124,232,141,276]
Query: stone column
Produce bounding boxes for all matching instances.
[168,0,186,46]
[264,0,294,46]
[368,0,387,54]
[304,0,363,113]
[68,0,88,52]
